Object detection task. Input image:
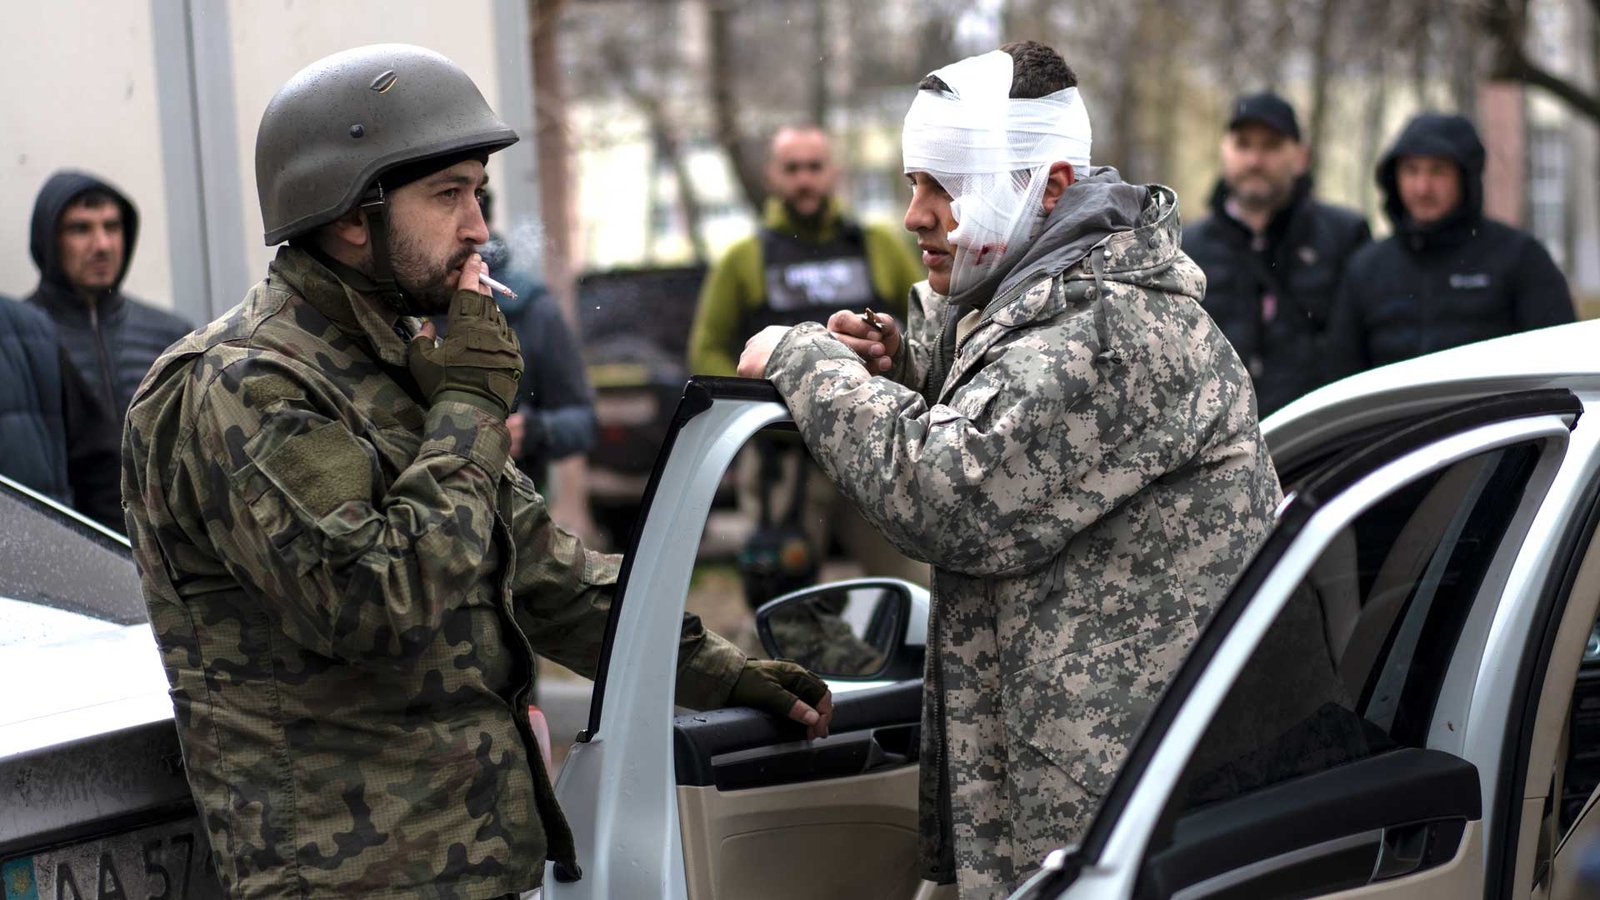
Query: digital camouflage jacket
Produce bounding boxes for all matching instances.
[121,247,747,899]
[765,184,1282,898]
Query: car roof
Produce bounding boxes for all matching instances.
[1263,320,1600,466]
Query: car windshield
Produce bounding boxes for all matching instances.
[0,477,146,638]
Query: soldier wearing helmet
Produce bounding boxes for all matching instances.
[120,45,833,898]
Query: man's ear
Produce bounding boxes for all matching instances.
[1040,162,1077,215]
[327,207,369,249]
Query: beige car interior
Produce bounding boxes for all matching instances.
[677,763,925,900]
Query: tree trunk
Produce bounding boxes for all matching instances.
[811,0,829,127]
[602,40,710,263]
[1306,0,1339,181]
[708,0,767,212]
[531,0,578,328]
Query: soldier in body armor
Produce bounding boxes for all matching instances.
[688,126,926,604]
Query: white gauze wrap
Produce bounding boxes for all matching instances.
[903,50,1091,295]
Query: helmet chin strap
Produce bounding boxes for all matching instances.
[359,183,413,313]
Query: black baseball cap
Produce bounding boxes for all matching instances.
[1227,91,1301,141]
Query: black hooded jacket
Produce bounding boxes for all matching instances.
[1326,114,1574,373]
[26,171,192,424]
[0,293,123,529]
[1183,175,1370,416]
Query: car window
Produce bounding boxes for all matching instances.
[0,478,145,634]
[1176,441,1543,812]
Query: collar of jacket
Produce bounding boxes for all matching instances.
[267,246,417,368]
[992,184,1191,329]
[1208,174,1315,249]
[760,194,845,242]
[30,278,126,323]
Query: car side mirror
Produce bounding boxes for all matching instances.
[754,578,928,681]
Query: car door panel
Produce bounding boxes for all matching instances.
[1140,748,1479,899]
[557,379,931,900]
[674,679,922,900]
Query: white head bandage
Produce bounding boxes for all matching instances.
[903,50,1092,295]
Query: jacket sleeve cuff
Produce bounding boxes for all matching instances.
[766,321,863,395]
[674,629,748,710]
[418,399,512,476]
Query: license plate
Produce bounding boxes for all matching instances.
[2,818,222,900]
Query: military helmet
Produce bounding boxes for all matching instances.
[255,44,518,245]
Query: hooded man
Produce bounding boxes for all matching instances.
[737,41,1281,897]
[1183,91,1370,416]
[1327,112,1574,374]
[121,45,830,898]
[27,171,192,427]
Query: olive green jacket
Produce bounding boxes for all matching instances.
[687,196,921,376]
[121,247,746,899]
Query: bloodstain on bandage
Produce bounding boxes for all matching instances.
[973,243,1005,266]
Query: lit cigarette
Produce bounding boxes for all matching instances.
[479,272,517,300]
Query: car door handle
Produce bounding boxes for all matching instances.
[1371,818,1467,882]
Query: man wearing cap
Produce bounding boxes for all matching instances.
[121,45,831,899]
[737,41,1280,896]
[1183,92,1370,417]
[1327,112,1573,372]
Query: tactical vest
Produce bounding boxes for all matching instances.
[738,220,887,345]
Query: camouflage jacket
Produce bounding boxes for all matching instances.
[765,185,1282,898]
[121,247,747,899]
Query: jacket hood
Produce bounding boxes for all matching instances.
[1376,113,1484,248]
[29,171,141,295]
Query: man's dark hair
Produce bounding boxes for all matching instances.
[67,189,119,211]
[917,41,1077,98]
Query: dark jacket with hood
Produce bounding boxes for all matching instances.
[27,171,192,425]
[1327,114,1574,374]
[1183,176,1370,416]
[0,293,123,529]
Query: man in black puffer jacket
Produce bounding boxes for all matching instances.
[1327,113,1574,373]
[27,171,192,430]
[1185,92,1370,417]
[0,294,122,529]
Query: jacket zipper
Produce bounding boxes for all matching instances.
[86,299,117,412]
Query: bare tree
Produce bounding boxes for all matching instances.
[708,0,769,211]
[531,0,577,326]
[599,40,710,263]
[1482,0,1600,124]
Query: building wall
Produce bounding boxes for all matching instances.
[0,1,536,313]
[0,1,174,305]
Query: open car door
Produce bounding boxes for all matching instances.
[552,378,927,900]
[1018,389,1590,900]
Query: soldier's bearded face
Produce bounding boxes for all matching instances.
[384,160,492,313]
[904,172,958,295]
[1220,123,1308,212]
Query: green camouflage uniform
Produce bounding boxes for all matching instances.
[121,247,747,899]
[765,185,1281,897]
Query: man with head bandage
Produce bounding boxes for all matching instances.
[738,41,1281,896]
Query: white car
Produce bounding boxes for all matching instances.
[10,321,1600,900]
[553,319,1600,900]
